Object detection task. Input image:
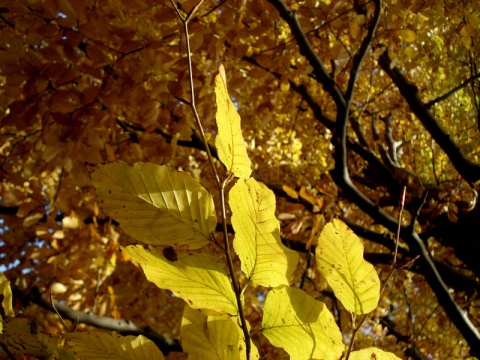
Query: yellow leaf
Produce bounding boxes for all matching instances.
[64,333,164,360]
[0,318,61,358]
[350,347,402,360]
[215,65,252,178]
[229,178,299,287]
[91,162,216,250]
[315,219,380,314]
[299,186,317,205]
[0,273,14,320]
[124,246,238,315]
[181,306,259,360]
[282,184,298,199]
[262,286,344,360]
[305,213,325,250]
[397,29,416,43]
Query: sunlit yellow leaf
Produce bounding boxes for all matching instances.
[0,273,14,320]
[299,186,317,205]
[397,29,416,43]
[262,286,344,360]
[124,245,238,315]
[315,219,380,314]
[305,213,325,250]
[181,305,259,360]
[350,347,402,360]
[282,184,298,199]
[91,162,216,249]
[215,65,252,178]
[229,178,299,287]
[65,333,164,360]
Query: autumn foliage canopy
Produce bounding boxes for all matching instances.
[1,0,480,359]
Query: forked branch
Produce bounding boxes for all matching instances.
[268,0,480,355]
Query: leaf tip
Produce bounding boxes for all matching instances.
[218,64,227,89]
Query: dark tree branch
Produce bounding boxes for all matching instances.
[266,0,346,109]
[378,50,480,184]
[426,72,480,109]
[283,237,480,295]
[12,286,182,355]
[240,55,402,197]
[380,316,428,360]
[344,0,382,103]
[0,206,19,215]
[267,0,480,354]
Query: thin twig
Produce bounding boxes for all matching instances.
[393,186,406,266]
[346,182,407,360]
[169,0,220,188]
[425,72,480,108]
[169,1,251,358]
[221,177,252,359]
[50,293,72,333]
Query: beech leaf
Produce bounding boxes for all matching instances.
[262,286,344,360]
[181,306,259,360]
[315,219,380,314]
[215,64,252,178]
[0,272,14,321]
[65,333,164,360]
[0,318,61,358]
[91,162,216,250]
[124,246,238,315]
[229,178,298,287]
[349,347,402,360]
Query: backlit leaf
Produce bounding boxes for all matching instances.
[262,286,344,360]
[0,272,15,322]
[229,178,299,287]
[124,245,238,315]
[65,333,164,360]
[91,162,216,249]
[315,219,380,314]
[397,29,416,43]
[181,305,259,360]
[215,65,252,178]
[350,347,402,360]
[282,184,298,199]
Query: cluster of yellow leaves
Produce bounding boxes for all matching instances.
[89,65,397,359]
[1,0,479,358]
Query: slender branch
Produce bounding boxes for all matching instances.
[345,0,382,103]
[378,49,480,184]
[335,0,382,187]
[393,187,406,266]
[346,173,402,360]
[266,0,346,109]
[50,293,72,333]
[169,2,251,358]
[426,72,480,108]
[221,178,251,359]
[170,0,221,189]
